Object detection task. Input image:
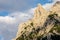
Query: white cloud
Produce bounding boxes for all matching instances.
[0,7,35,40]
[0,16,16,24]
[42,0,60,10]
[42,3,54,10]
[9,7,36,22]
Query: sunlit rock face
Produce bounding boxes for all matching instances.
[13,1,60,40]
[50,1,60,15]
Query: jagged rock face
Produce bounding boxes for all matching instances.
[13,2,60,40]
[33,4,49,27]
[51,1,60,16]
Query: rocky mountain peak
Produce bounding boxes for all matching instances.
[13,2,60,40]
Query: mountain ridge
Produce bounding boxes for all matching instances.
[13,2,60,40]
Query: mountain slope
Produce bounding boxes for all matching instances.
[13,1,60,40]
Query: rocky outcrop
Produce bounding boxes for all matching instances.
[13,1,60,40]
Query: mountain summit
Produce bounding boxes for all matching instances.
[13,2,60,40]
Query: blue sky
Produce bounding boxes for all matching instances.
[0,0,59,40]
[0,11,9,16]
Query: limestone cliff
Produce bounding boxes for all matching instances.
[13,1,60,40]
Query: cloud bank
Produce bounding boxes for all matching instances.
[0,7,35,40]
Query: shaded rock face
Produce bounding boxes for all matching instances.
[42,34,60,40]
[13,1,60,40]
[51,34,60,40]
